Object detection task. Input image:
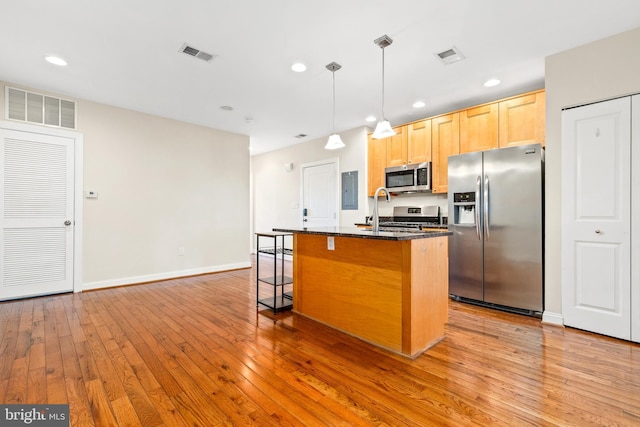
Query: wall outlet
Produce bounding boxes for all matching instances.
[178,247,185,256]
[327,236,335,251]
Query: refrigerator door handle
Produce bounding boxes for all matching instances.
[484,175,490,241]
[475,176,482,240]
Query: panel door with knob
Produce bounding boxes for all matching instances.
[0,128,75,300]
[561,97,631,340]
[301,159,339,228]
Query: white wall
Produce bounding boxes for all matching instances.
[1,81,251,290]
[251,126,448,252]
[251,127,369,239]
[545,27,640,319]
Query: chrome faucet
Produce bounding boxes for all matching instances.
[372,187,391,232]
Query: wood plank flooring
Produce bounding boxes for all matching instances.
[1,255,639,426]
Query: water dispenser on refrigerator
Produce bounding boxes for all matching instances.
[452,191,477,225]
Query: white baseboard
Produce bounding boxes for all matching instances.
[255,251,293,262]
[542,311,564,326]
[82,261,252,291]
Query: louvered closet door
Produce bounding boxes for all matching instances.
[0,129,74,300]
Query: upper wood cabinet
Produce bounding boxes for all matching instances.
[386,121,431,167]
[367,133,388,196]
[499,90,546,147]
[460,103,498,153]
[431,113,460,194]
[385,126,409,167]
[366,89,545,196]
[407,119,432,164]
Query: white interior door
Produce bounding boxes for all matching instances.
[0,128,75,300]
[301,159,339,228]
[561,97,631,340]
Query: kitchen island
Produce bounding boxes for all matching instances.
[272,227,451,358]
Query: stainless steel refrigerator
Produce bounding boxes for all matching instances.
[448,143,544,314]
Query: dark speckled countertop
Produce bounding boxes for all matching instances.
[272,226,451,241]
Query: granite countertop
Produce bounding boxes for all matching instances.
[272,226,452,241]
[353,223,449,230]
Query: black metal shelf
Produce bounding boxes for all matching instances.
[257,296,292,313]
[256,232,293,314]
[258,276,293,286]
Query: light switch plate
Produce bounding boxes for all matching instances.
[327,236,335,250]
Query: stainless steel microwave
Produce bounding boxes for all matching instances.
[385,162,431,192]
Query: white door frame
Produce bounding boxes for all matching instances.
[0,120,83,293]
[299,158,340,228]
[632,95,640,343]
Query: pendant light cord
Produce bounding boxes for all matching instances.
[332,70,336,134]
[381,47,385,120]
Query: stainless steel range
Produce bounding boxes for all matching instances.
[379,205,442,230]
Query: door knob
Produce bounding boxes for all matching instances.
[595,229,601,234]
[64,220,72,226]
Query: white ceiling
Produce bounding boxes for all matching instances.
[2,1,640,155]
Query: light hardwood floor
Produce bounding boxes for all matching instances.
[1,256,639,426]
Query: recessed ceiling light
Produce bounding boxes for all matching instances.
[291,63,307,72]
[484,78,501,87]
[220,105,234,111]
[45,56,67,66]
[412,101,426,108]
[365,116,376,122]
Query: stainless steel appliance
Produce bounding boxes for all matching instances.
[373,205,444,232]
[448,143,544,314]
[382,205,440,227]
[385,162,431,192]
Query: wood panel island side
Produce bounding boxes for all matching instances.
[272,227,451,358]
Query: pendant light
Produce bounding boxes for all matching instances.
[372,35,396,139]
[324,62,345,150]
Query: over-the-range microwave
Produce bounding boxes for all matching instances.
[384,162,431,192]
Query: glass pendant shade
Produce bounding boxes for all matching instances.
[372,35,395,140]
[372,120,396,139]
[325,133,346,150]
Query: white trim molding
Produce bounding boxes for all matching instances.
[541,311,564,326]
[82,262,251,291]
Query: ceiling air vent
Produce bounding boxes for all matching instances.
[6,87,76,129]
[180,43,216,62]
[434,46,465,65]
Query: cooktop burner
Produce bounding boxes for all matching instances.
[380,205,442,229]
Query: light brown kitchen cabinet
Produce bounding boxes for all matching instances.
[407,119,432,164]
[367,133,388,196]
[384,126,409,167]
[366,89,545,195]
[460,103,498,153]
[386,121,431,167]
[431,112,460,194]
[499,90,546,147]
